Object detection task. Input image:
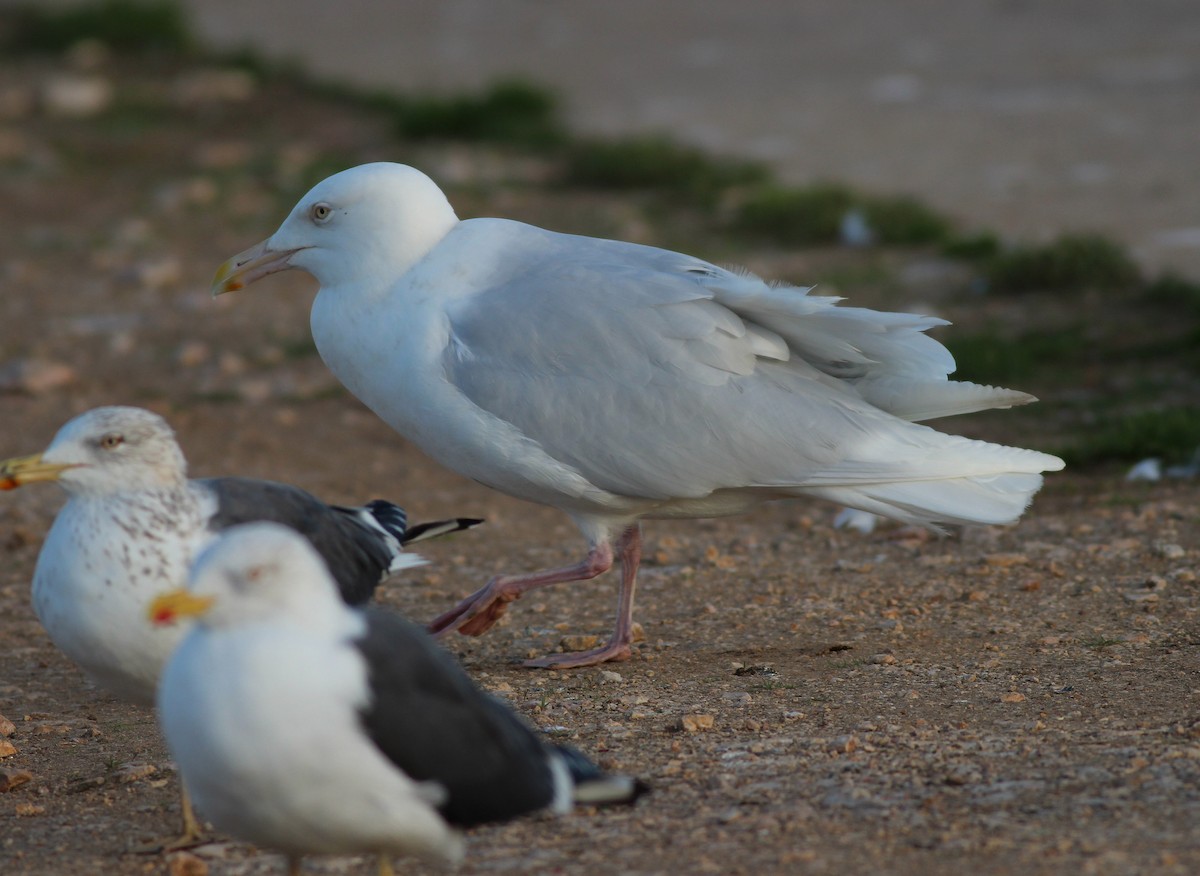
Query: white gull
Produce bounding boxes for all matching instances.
[214,162,1064,669]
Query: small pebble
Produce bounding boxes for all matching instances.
[1155,543,1185,560]
[983,552,1028,567]
[1122,591,1159,604]
[167,850,209,876]
[177,341,211,368]
[943,765,982,786]
[680,714,715,733]
[560,635,601,651]
[120,256,182,292]
[827,735,858,754]
[41,74,113,117]
[0,358,77,395]
[115,762,158,784]
[0,767,33,792]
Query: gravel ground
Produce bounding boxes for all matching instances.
[1,48,1199,876]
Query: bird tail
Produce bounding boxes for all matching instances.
[401,517,485,546]
[550,745,649,812]
[359,504,482,574]
[798,436,1063,529]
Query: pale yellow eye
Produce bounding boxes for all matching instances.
[310,202,333,223]
[100,433,124,450]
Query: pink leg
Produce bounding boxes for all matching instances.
[525,524,642,669]
[428,542,614,637]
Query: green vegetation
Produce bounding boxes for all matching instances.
[948,326,1086,385]
[4,0,192,54]
[734,183,855,245]
[733,183,951,246]
[390,80,566,149]
[985,233,1141,295]
[564,135,768,203]
[860,194,952,246]
[1143,272,1200,315]
[748,679,796,692]
[940,231,1002,262]
[1059,407,1200,467]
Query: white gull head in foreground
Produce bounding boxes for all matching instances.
[151,522,645,875]
[214,161,1065,669]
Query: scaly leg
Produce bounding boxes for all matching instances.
[131,780,208,853]
[428,543,614,637]
[525,524,642,669]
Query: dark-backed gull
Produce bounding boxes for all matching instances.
[152,522,645,875]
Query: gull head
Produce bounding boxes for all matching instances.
[1,406,187,496]
[212,162,459,296]
[152,522,351,634]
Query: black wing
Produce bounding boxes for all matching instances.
[353,608,557,827]
[200,477,399,605]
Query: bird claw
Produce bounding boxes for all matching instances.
[427,581,516,637]
[457,601,509,636]
[129,830,210,855]
[523,639,633,670]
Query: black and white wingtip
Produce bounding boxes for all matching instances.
[549,745,649,813]
[362,500,411,543]
[357,503,483,576]
[360,501,483,548]
[401,516,485,546]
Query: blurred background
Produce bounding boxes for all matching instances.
[178,0,1200,277]
[1,0,1198,470]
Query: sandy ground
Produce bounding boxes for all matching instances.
[0,22,1198,876]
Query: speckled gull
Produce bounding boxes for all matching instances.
[151,522,645,876]
[0,405,479,847]
[214,161,1065,670]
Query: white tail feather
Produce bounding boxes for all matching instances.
[854,377,1038,422]
[805,471,1046,528]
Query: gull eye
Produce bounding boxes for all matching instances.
[99,433,124,450]
[228,564,263,594]
[309,202,333,224]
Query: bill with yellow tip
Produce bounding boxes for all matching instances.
[0,453,81,490]
[211,239,301,296]
[149,589,216,626]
